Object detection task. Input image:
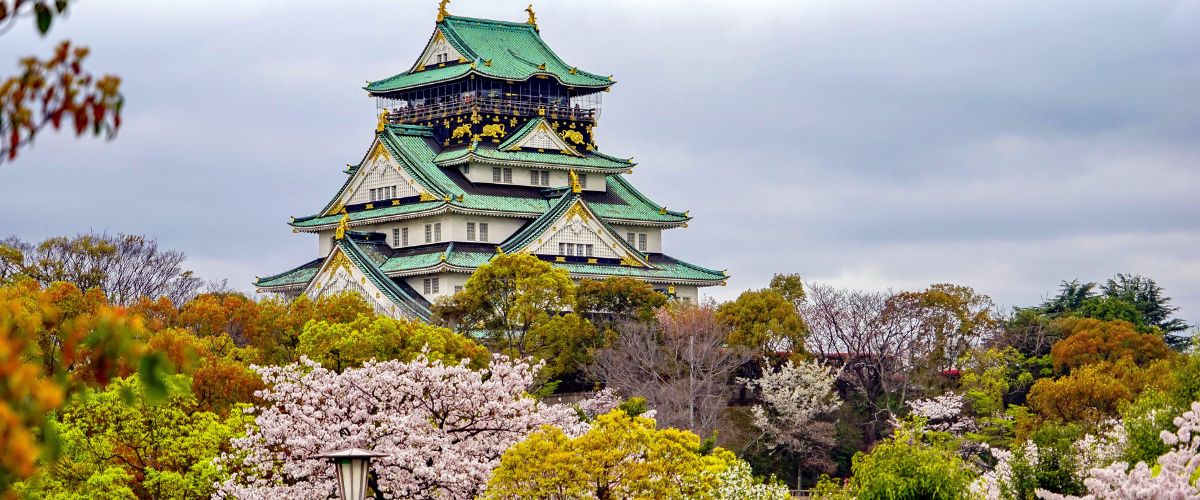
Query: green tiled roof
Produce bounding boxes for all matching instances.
[339,237,432,320]
[292,125,688,229]
[499,192,647,266]
[256,258,323,288]
[434,144,632,171]
[293,201,444,228]
[590,175,689,223]
[379,244,495,274]
[558,255,727,283]
[496,117,556,150]
[365,15,612,93]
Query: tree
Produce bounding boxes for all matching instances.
[1027,359,1174,426]
[486,409,788,500]
[816,422,976,500]
[716,288,807,355]
[589,305,750,436]
[1,0,124,163]
[13,374,251,499]
[2,233,202,305]
[740,358,842,488]
[801,284,917,437]
[575,276,666,326]
[218,354,596,499]
[1037,401,1200,499]
[296,315,488,372]
[1048,317,1173,373]
[1033,274,1191,348]
[432,252,600,378]
[0,280,162,491]
[768,273,807,309]
[886,283,998,386]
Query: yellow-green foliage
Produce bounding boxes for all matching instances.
[298,315,489,372]
[13,374,251,499]
[487,410,739,499]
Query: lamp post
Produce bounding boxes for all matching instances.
[314,447,388,500]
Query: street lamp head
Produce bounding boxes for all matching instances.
[314,447,389,500]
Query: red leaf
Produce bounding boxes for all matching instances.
[73,109,87,135]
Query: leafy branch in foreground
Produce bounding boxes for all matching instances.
[0,0,123,163]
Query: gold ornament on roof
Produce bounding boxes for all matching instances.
[560,129,584,145]
[376,110,389,132]
[569,170,582,193]
[525,4,538,29]
[481,123,507,139]
[437,0,450,22]
[335,211,349,240]
[451,124,473,139]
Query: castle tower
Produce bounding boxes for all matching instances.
[255,5,726,319]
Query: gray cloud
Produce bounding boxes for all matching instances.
[0,0,1196,322]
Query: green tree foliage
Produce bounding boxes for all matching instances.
[957,346,1048,446]
[575,276,666,326]
[0,280,163,490]
[297,315,488,372]
[1033,274,1190,347]
[816,423,975,500]
[14,374,251,499]
[716,288,807,355]
[768,273,806,308]
[432,252,601,378]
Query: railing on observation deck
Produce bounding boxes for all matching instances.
[385,96,598,125]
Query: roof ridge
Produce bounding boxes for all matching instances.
[255,257,324,285]
[341,237,432,319]
[498,193,651,267]
[443,14,537,30]
[665,254,726,277]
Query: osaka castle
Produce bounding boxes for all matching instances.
[255,3,727,320]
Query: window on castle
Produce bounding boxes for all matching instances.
[392,228,400,247]
[638,233,647,251]
[530,170,550,186]
[461,164,469,174]
[479,223,488,242]
[504,168,512,183]
[579,174,587,189]
[423,277,440,294]
[454,285,463,294]
[425,224,432,243]
[434,223,442,242]
[492,167,513,184]
[402,227,409,246]
[626,232,635,246]
[369,188,377,202]
[492,167,501,182]
[466,222,476,241]
[584,244,594,257]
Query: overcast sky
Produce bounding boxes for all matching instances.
[1,0,1197,323]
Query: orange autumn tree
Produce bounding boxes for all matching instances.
[1048,317,1174,373]
[0,280,159,491]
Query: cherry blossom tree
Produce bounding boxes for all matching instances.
[1037,401,1200,499]
[740,358,842,488]
[907,393,975,435]
[217,353,608,499]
